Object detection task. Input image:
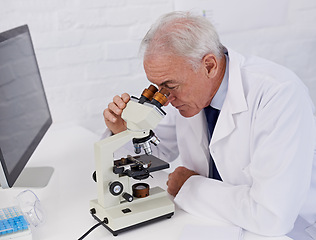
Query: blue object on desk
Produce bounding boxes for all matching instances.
[0,206,29,236]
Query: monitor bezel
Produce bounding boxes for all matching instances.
[0,25,52,188]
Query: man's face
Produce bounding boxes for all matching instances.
[143,54,220,118]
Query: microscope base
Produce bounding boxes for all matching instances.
[89,186,174,236]
[92,211,174,236]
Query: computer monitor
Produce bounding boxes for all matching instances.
[0,25,53,188]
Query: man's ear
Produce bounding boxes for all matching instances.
[202,54,217,78]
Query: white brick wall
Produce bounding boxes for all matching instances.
[0,0,315,135]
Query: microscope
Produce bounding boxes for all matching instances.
[89,85,175,236]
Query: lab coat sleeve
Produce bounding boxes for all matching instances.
[174,81,316,236]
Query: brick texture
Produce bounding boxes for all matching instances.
[0,0,315,135]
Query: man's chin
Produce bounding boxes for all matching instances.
[178,109,199,118]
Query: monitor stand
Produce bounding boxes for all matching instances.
[14,167,54,188]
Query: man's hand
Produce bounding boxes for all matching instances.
[103,93,130,134]
[167,166,199,197]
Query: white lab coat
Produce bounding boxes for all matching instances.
[149,49,316,236]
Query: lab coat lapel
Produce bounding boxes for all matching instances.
[211,49,248,145]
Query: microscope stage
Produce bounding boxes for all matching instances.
[114,154,170,173]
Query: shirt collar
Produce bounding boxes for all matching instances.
[210,54,229,110]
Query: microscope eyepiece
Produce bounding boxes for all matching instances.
[138,84,158,104]
[138,85,169,108]
[151,88,170,108]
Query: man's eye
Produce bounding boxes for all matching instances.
[166,85,178,90]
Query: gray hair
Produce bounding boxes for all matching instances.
[140,11,225,69]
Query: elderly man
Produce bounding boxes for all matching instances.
[103,11,316,237]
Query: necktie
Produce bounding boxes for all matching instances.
[204,106,222,181]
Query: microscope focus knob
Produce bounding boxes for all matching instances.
[109,181,123,196]
[122,192,133,202]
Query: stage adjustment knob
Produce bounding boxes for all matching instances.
[122,192,133,202]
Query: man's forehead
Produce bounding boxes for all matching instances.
[144,55,175,75]
[144,53,175,65]
[143,54,190,86]
[144,54,190,75]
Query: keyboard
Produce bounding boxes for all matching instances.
[0,206,32,239]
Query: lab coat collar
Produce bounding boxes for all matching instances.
[224,48,248,114]
[211,48,248,145]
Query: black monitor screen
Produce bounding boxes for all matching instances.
[0,25,52,188]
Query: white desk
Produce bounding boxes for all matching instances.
[0,125,292,240]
